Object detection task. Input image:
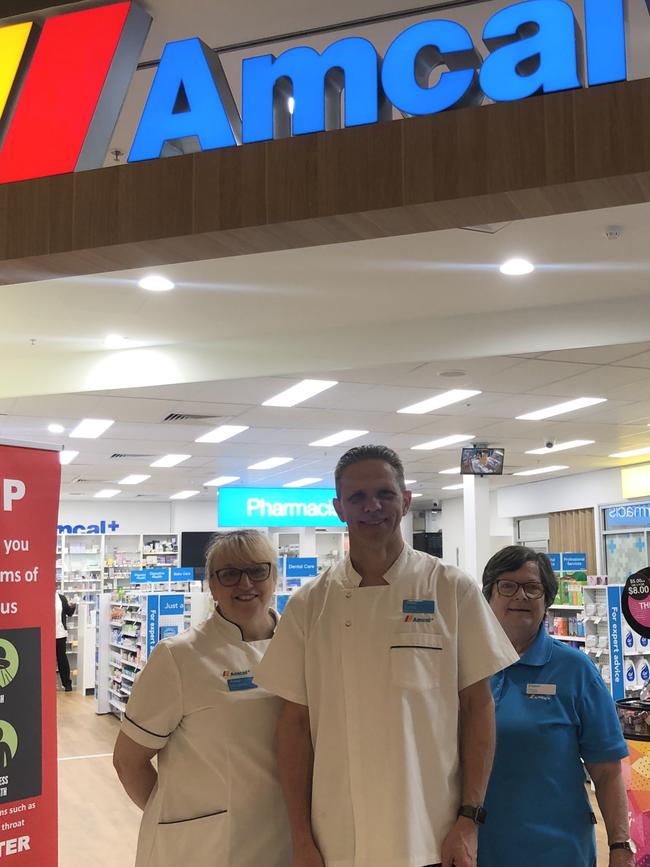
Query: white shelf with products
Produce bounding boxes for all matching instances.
[579,584,650,698]
[57,532,181,595]
[100,589,211,720]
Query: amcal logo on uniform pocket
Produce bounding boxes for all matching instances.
[0,2,151,184]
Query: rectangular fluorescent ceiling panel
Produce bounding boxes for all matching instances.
[609,446,650,458]
[398,389,481,414]
[439,467,461,475]
[170,490,199,500]
[411,435,475,451]
[283,477,323,487]
[150,454,191,468]
[94,489,120,498]
[204,476,240,487]
[526,440,595,455]
[410,492,423,498]
[195,424,249,443]
[119,474,151,485]
[513,465,569,476]
[69,418,114,438]
[516,398,606,421]
[404,479,417,485]
[263,379,338,407]
[310,430,368,447]
[248,457,294,470]
[59,450,79,465]
[442,484,464,490]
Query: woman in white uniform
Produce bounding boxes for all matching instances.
[112,530,290,867]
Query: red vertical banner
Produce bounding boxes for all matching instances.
[0,443,61,866]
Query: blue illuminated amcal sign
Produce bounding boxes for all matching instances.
[128,0,627,162]
[218,488,345,528]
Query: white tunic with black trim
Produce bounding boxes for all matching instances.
[255,546,518,867]
[121,610,290,867]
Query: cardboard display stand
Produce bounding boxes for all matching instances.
[0,442,61,866]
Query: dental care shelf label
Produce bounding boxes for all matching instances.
[623,568,650,640]
[0,442,61,866]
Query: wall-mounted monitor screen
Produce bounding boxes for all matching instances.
[460,447,505,476]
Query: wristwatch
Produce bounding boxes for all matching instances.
[457,805,487,825]
[610,841,637,854]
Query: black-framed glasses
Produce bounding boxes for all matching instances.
[213,563,272,587]
[495,579,545,600]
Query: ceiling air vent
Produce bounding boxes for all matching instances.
[162,413,222,424]
[462,222,511,234]
[110,453,155,460]
[71,477,111,485]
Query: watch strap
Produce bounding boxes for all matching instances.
[609,841,634,852]
[457,805,487,825]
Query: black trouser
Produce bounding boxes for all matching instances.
[56,637,71,689]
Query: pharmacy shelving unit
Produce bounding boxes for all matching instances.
[100,589,211,720]
[546,579,586,647]
[579,584,650,700]
[106,595,146,718]
[103,534,142,593]
[56,532,181,594]
[142,534,178,569]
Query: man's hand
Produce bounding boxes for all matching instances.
[292,839,326,867]
[609,848,635,867]
[440,817,478,867]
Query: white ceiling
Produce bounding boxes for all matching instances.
[2,341,650,506]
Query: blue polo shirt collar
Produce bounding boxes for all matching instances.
[515,624,554,668]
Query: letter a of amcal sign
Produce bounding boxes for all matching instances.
[0,2,150,184]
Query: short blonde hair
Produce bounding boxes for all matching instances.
[205,530,277,579]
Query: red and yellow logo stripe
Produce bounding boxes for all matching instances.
[0,2,150,184]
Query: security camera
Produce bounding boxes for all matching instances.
[545,439,555,449]
[431,501,440,510]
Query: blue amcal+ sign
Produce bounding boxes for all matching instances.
[129,0,628,162]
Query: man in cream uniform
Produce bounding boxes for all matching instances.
[255,445,518,867]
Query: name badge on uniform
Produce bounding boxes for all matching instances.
[223,669,258,692]
[402,599,435,614]
[526,683,557,696]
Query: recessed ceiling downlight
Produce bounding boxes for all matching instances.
[139,275,175,292]
[499,258,534,276]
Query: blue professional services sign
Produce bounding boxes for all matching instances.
[218,488,344,528]
[562,553,587,572]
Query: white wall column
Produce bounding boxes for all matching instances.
[300,527,317,557]
[463,476,491,583]
[401,511,414,546]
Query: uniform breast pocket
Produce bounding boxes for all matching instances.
[390,633,443,691]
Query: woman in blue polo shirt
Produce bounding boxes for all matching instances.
[479,546,632,867]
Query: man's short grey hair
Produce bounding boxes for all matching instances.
[334,445,406,497]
